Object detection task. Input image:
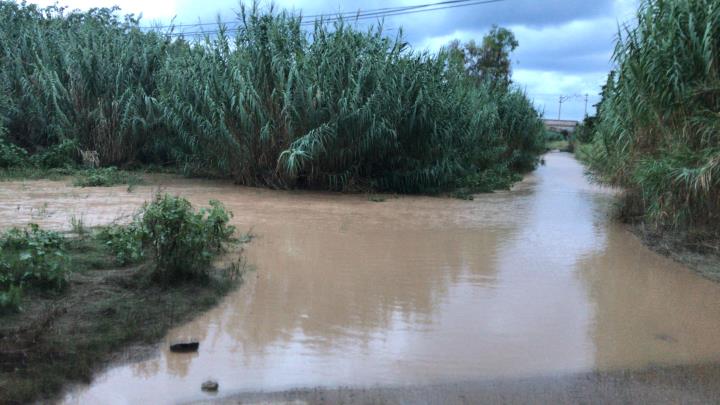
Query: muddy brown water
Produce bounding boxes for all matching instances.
[1,153,720,404]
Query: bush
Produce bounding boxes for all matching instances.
[0,224,70,310]
[30,139,79,169]
[457,167,521,194]
[73,166,143,187]
[544,130,564,142]
[101,195,236,283]
[141,195,235,283]
[99,222,145,265]
[0,2,544,192]
[575,116,596,144]
[0,136,29,168]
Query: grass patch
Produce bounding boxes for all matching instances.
[451,169,522,200]
[546,140,571,152]
[72,167,144,188]
[574,142,595,165]
[0,166,77,182]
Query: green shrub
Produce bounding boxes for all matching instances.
[575,116,596,144]
[100,195,236,283]
[73,166,143,187]
[0,224,69,292]
[544,130,564,142]
[0,136,29,168]
[99,222,145,265]
[0,284,22,313]
[457,167,521,194]
[30,139,79,169]
[141,195,235,283]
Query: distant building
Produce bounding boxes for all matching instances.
[543,119,579,134]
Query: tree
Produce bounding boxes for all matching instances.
[448,25,518,88]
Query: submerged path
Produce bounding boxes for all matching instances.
[1,152,720,404]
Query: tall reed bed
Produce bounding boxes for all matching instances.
[586,0,719,234]
[0,3,172,165]
[0,1,544,192]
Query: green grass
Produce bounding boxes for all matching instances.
[574,142,595,165]
[546,140,570,151]
[72,167,144,188]
[0,166,77,181]
[544,130,565,142]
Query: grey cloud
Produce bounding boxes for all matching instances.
[169,0,614,32]
[516,52,611,73]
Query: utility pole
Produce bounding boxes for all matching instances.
[584,93,589,117]
[558,95,571,120]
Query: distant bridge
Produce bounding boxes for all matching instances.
[543,119,579,133]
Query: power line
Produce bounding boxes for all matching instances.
[173,0,506,36]
[528,93,599,98]
[149,0,507,37]
[142,0,485,29]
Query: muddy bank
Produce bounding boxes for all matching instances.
[629,225,720,282]
[192,363,720,404]
[0,232,244,404]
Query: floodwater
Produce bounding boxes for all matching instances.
[1,153,720,404]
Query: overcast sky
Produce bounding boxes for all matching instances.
[28,0,639,120]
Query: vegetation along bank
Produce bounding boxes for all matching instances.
[0,1,545,194]
[0,195,248,403]
[575,0,719,277]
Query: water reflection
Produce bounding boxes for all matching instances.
[580,224,720,370]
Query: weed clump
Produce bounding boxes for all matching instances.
[0,135,29,168]
[101,194,236,284]
[72,166,143,187]
[0,224,69,311]
[144,196,235,282]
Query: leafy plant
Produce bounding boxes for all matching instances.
[544,130,564,143]
[30,139,79,169]
[0,224,70,292]
[100,195,237,283]
[69,215,87,237]
[140,195,236,283]
[0,136,29,168]
[99,222,145,265]
[0,1,544,193]
[73,167,143,187]
[457,167,521,194]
